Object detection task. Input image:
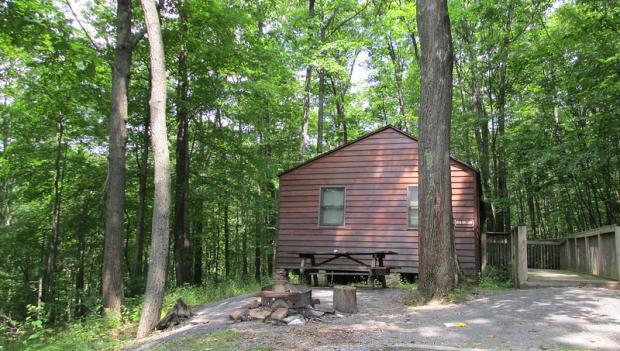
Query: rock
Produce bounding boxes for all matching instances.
[249,308,272,321]
[245,299,261,309]
[283,315,303,324]
[308,309,324,317]
[312,298,321,305]
[313,304,335,313]
[270,307,289,321]
[229,307,249,321]
[189,317,210,325]
[287,318,305,326]
[270,299,291,309]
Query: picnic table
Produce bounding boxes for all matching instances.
[296,250,398,288]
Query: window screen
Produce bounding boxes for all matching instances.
[408,186,419,228]
[320,187,345,226]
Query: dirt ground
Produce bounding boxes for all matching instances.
[127,287,620,351]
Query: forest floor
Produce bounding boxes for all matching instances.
[126,286,620,351]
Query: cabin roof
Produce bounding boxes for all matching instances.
[278,125,478,177]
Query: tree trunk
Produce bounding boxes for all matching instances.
[137,0,171,337]
[173,0,191,287]
[242,207,248,278]
[386,36,407,130]
[317,68,325,154]
[416,0,458,301]
[103,0,133,316]
[193,206,203,285]
[132,109,149,293]
[299,0,315,160]
[74,198,88,317]
[224,203,230,278]
[43,115,64,321]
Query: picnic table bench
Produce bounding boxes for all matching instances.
[295,250,399,288]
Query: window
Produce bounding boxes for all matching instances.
[320,187,345,226]
[408,186,419,228]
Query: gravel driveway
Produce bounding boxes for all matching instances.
[127,287,620,351]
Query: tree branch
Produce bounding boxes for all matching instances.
[64,0,103,53]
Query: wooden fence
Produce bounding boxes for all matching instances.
[481,226,527,288]
[527,240,561,269]
[559,225,620,280]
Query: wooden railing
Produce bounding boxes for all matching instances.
[527,240,561,269]
[481,226,527,288]
[559,225,620,280]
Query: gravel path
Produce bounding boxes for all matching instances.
[127,287,620,351]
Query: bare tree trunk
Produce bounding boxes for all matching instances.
[137,0,170,338]
[173,0,191,286]
[103,0,133,316]
[416,0,458,301]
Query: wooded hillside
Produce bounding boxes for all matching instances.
[0,0,618,340]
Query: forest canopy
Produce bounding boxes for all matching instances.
[0,0,618,341]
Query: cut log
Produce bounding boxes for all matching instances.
[248,308,272,321]
[229,307,249,321]
[155,299,193,330]
[270,307,289,321]
[270,299,291,309]
[333,286,357,313]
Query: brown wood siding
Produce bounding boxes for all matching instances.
[276,128,480,275]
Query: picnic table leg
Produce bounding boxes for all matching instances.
[300,257,306,284]
[310,256,317,286]
[377,255,388,288]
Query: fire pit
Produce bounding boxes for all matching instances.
[259,283,313,309]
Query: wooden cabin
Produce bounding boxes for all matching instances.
[276,126,481,277]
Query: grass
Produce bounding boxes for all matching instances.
[401,267,513,306]
[2,278,269,351]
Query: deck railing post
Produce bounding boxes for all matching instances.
[481,232,488,273]
[516,226,527,288]
[615,225,620,280]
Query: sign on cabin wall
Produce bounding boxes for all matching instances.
[454,219,474,227]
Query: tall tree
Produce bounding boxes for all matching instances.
[136,0,170,338]
[416,0,458,300]
[102,0,144,315]
[173,0,192,287]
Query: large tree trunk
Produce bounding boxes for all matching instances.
[103,0,133,316]
[137,0,171,338]
[173,0,191,287]
[416,0,458,301]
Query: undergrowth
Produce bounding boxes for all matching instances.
[1,278,269,351]
[403,267,513,306]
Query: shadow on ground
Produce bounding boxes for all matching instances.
[126,287,620,351]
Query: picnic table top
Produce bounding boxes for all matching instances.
[294,250,398,256]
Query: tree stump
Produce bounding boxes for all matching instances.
[333,286,357,313]
[156,298,193,330]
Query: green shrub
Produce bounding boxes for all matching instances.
[2,277,269,351]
